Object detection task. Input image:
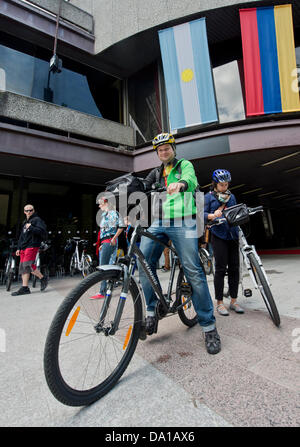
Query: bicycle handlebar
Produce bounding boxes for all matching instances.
[207,218,227,228]
[207,204,263,228]
[248,206,264,215]
[151,183,184,193]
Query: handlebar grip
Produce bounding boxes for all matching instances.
[248,206,263,213]
[207,217,227,228]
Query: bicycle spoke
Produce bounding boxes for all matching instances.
[44,270,143,405]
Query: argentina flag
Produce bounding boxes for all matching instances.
[158,18,218,131]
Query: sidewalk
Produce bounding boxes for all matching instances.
[0,255,299,427]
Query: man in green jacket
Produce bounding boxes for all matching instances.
[138,133,221,354]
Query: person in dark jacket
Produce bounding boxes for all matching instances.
[204,170,244,316]
[11,204,48,296]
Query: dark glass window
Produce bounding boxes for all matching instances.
[128,63,162,145]
[0,34,122,122]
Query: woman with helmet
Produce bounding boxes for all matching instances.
[204,169,244,316]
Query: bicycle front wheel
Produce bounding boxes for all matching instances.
[44,269,143,406]
[199,248,213,276]
[176,269,198,327]
[248,253,280,327]
[6,272,13,291]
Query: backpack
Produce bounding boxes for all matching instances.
[104,173,146,216]
[105,173,145,196]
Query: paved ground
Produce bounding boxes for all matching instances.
[0,254,299,428]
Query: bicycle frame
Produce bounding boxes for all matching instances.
[72,241,86,271]
[96,224,192,335]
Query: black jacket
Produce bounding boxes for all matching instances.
[17,213,46,250]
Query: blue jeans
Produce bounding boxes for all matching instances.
[99,242,117,294]
[138,218,216,332]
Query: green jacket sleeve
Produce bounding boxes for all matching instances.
[176,159,198,192]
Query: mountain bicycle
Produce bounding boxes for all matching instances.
[209,203,280,327]
[2,238,18,291]
[44,218,199,406]
[68,237,93,278]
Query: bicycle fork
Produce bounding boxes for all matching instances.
[94,263,133,337]
[242,246,271,289]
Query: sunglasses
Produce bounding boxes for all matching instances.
[24,209,34,212]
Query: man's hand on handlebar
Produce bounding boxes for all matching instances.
[167,182,185,195]
[151,182,185,194]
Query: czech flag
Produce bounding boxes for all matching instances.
[158,18,218,131]
[240,4,300,117]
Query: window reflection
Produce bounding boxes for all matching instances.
[0,41,121,122]
[128,63,162,144]
[213,60,245,123]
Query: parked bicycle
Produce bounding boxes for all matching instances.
[32,241,51,288]
[208,203,280,327]
[2,237,18,291]
[68,237,93,278]
[44,205,200,406]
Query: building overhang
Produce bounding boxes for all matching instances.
[0,91,135,147]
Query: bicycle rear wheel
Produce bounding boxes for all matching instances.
[70,254,76,276]
[176,269,198,327]
[248,252,280,327]
[44,269,143,406]
[82,254,93,278]
[4,258,13,291]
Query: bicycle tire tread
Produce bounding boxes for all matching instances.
[248,253,280,327]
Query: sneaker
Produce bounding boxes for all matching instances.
[11,286,31,296]
[40,276,48,291]
[229,303,244,314]
[145,315,158,335]
[216,303,229,316]
[204,328,221,355]
[89,293,105,300]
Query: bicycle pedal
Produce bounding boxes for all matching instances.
[244,288,252,297]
